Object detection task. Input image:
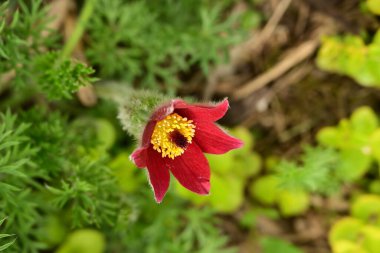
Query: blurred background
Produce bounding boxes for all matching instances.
[1,0,380,252]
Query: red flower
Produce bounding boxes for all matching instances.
[130,98,243,203]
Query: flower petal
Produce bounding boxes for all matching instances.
[174,98,229,122]
[141,121,156,147]
[166,143,210,195]
[194,122,243,154]
[150,100,175,121]
[130,147,147,168]
[140,100,176,147]
[146,147,170,203]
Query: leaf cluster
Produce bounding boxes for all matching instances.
[86,0,259,94]
[109,194,236,253]
[317,31,380,87]
[0,0,94,99]
[318,106,380,181]
[276,146,341,195]
[260,236,304,253]
[329,194,380,253]
[0,217,16,251]
[0,109,127,253]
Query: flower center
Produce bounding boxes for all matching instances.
[151,113,195,159]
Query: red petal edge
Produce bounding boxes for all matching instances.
[146,147,170,203]
[130,147,147,168]
[141,121,156,148]
[150,100,175,121]
[141,100,176,147]
[194,121,243,154]
[174,98,229,122]
[166,143,210,195]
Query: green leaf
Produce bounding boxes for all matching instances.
[0,218,6,227]
[369,180,380,194]
[249,175,280,205]
[0,234,14,239]
[367,0,380,15]
[237,153,261,177]
[332,240,368,253]
[317,127,342,147]
[95,118,116,151]
[10,9,19,28]
[369,129,380,160]
[0,238,16,252]
[329,217,364,246]
[109,152,144,193]
[277,190,310,217]
[38,215,67,247]
[209,174,244,213]
[56,229,105,253]
[206,152,234,174]
[361,225,380,253]
[350,107,378,136]
[351,195,380,224]
[260,237,304,253]
[373,30,380,45]
[337,148,371,181]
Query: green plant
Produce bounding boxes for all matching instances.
[367,0,380,14]
[248,146,345,217]
[317,31,380,87]
[0,1,94,99]
[260,236,304,253]
[276,146,341,195]
[249,174,310,217]
[109,194,236,253]
[86,0,259,94]
[56,229,105,253]
[0,217,16,252]
[0,109,128,252]
[317,106,380,181]
[329,194,380,253]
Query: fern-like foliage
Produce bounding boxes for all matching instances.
[86,0,256,94]
[108,193,236,253]
[276,146,341,195]
[0,111,40,253]
[0,0,94,99]
[0,109,128,253]
[0,217,16,252]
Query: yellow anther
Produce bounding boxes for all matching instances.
[151,113,196,159]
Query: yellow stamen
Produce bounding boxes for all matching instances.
[151,113,195,159]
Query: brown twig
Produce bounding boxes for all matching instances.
[233,0,293,64]
[233,39,319,100]
[204,0,293,99]
[42,0,71,37]
[0,70,16,94]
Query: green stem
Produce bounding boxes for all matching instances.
[60,0,96,61]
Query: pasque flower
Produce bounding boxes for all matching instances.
[130,98,243,203]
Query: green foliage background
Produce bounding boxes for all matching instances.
[2,0,380,253]
[0,0,256,252]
